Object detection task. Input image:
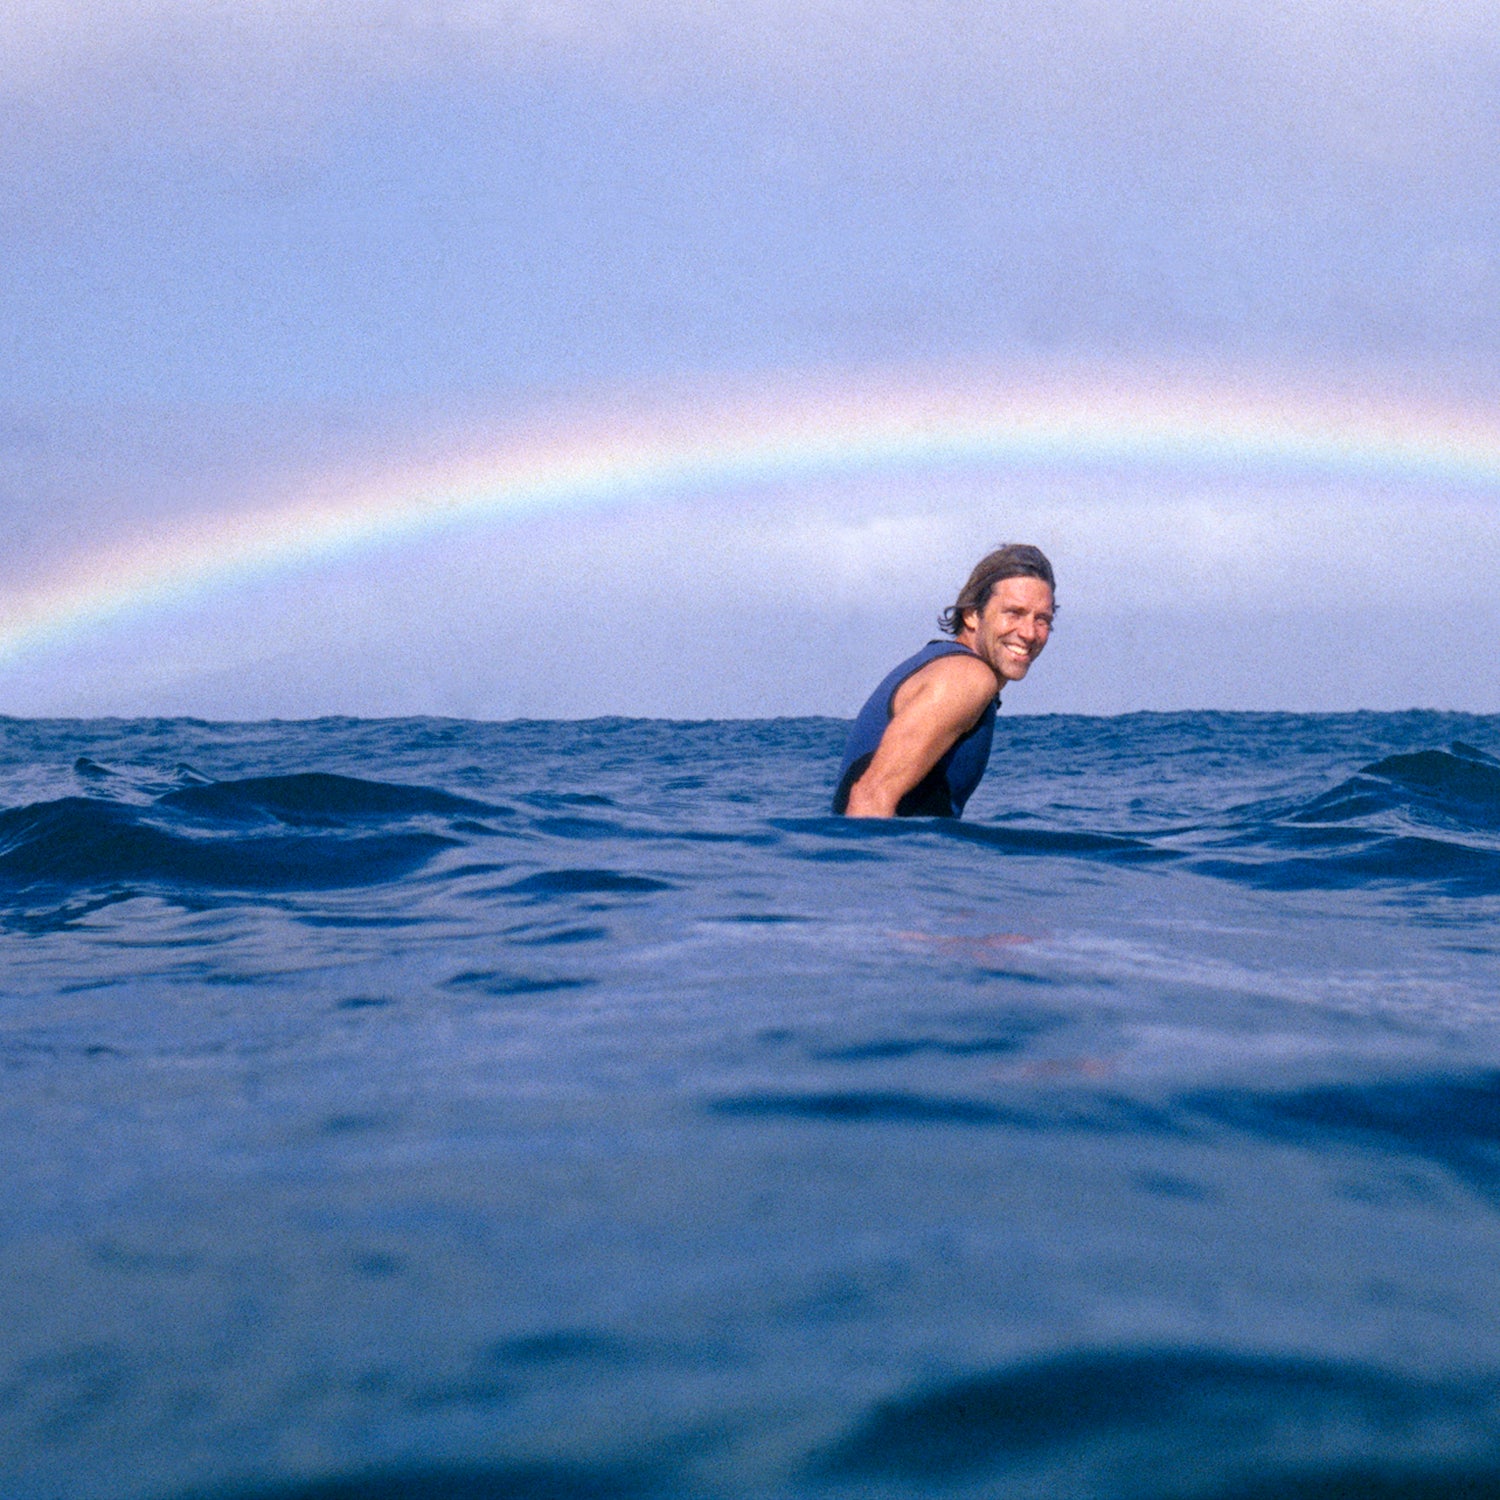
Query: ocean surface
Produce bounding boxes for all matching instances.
[5,711,1500,1500]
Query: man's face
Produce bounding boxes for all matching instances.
[963,575,1054,683]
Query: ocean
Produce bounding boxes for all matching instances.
[4,711,1500,1500]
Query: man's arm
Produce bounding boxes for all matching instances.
[843,654,999,818]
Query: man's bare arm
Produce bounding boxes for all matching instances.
[843,655,999,818]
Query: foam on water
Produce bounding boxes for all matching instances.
[3,712,1500,1499]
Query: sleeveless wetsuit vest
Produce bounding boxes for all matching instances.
[832,641,999,817]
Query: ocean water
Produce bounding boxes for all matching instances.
[5,711,1500,1500]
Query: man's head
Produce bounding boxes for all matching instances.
[939,544,1056,635]
[940,544,1056,685]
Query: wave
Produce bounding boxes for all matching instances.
[815,1345,1495,1492]
[705,1088,1182,1135]
[8,735,1500,904]
[784,739,1500,892]
[156,771,509,825]
[0,793,457,893]
[0,767,695,906]
[1187,830,1500,895]
[1182,1071,1500,1197]
[0,772,489,896]
[705,1070,1500,1202]
[172,1461,658,1500]
[780,816,1164,860]
[708,1090,1015,1126]
[943,821,1175,861]
[502,869,676,896]
[1192,742,1500,895]
[1294,741,1500,830]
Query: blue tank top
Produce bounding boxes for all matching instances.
[832,640,999,817]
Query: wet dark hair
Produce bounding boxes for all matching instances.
[938,544,1056,635]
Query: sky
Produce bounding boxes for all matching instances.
[2,0,1498,718]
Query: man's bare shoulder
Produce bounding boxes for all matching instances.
[892,650,1000,717]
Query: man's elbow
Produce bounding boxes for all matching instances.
[843,778,899,818]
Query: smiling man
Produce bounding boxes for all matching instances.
[833,544,1056,818]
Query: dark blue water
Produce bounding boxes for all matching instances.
[5,712,1500,1500]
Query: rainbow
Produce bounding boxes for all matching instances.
[5,368,1500,665]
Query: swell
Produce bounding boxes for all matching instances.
[170,1462,657,1500]
[816,1345,1500,1494]
[790,739,1500,893]
[6,732,1500,901]
[707,1069,1500,1197]
[0,768,694,905]
[156,771,506,825]
[1189,741,1500,895]
[0,773,484,895]
[949,741,1500,895]
[1294,742,1500,830]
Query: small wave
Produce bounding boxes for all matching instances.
[1183,1072,1500,1197]
[1185,743,1500,895]
[816,1346,1467,1481]
[1294,742,1500,831]
[503,869,676,896]
[529,815,640,839]
[774,816,1174,877]
[0,797,454,893]
[706,1087,1183,1136]
[942,822,1173,861]
[1194,1462,1500,1500]
[1188,832,1500,896]
[792,739,1500,896]
[158,772,507,825]
[778,816,1161,859]
[505,923,611,946]
[786,750,1500,892]
[708,1090,1012,1125]
[0,775,472,895]
[520,791,616,810]
[445,969,593,996]
[806,1031,1038,1061]
[173,1460,658,1500]
[710,1074,1500,1199]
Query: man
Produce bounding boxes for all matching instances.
[833,544,1055,818]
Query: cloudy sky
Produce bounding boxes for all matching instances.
[2,0,1497,718]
